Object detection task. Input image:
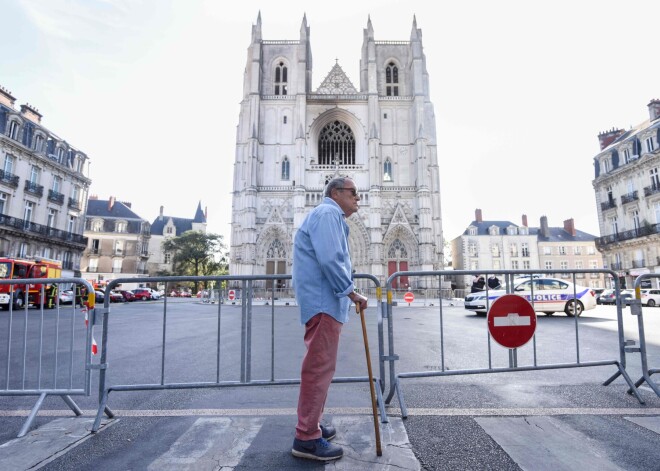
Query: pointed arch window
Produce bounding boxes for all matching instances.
[274,61,288,96]
[266,239,287,290]
[383,159,393,181]
[281,157,290,180]
[385,62,399,96]
[387,238,409,289]
[318,120,355,165]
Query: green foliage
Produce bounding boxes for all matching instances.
[161,231,228,291]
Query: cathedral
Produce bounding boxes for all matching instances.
[229,13,444,290]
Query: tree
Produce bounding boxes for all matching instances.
[161,231,228,292]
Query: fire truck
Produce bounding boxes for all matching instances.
[0,257,62,309]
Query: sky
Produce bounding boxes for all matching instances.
[2,0,659,246]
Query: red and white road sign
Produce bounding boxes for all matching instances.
[228,290,236,301]
[403,292,414,303]
[487,294,536,349]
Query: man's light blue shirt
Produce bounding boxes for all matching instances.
[292,197,354,325]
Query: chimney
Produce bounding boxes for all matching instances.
[540,216,549,238]
[0,86,16,108]
[159,205,164,221]
[89,194,98,200]
[20,103,42,123]
[563,218,576,236]
[475,208,482,223]
[108,196,116,211]
[648,99,660,121]
[597,128,626,151]
[522,214,528,227]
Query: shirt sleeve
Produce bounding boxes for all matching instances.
[307,209,353,297]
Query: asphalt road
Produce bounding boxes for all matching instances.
[1,299,660,470]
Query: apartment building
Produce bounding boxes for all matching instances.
[0,86,90,274]
[592,99,660,289]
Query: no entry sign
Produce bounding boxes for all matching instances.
[403,292,414,303]
[487,294,536,349]
[228,290,236,301]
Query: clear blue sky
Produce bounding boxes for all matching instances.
[2,0,658,245]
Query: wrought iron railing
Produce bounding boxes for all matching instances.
[24,180,44,197]
[620,190,639,205]
[600,200,617,211]
[48,189,65,204]
[0,212,87,245]
[596,222,660,249]
[0,169,19,188]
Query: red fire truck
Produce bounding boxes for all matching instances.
[0,257,62,309]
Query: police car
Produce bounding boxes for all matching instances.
[464,277,597,317]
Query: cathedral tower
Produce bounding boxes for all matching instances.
[230,13,444,290]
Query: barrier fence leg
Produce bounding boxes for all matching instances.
[61,395,83,416]
[18,393,47,438]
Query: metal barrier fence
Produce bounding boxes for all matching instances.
[631,274,660,397]
[0,278,97,437]
[92,274,387,432]
[382,269,645,417]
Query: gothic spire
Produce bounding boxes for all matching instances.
[252,11,262,42]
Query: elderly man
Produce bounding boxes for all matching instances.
[291,176,368,461]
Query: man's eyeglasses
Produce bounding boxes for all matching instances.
[336,188,358,196]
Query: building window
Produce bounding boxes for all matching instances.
[559,246,567,255]
[468,242,477,256]
[491,244,500,257]
[631,210,640,231]
[8,120,20,140]
[24,201,35,224]
[650,168,660,190]
[91,239,100,255]
[511,260,519,269]
[509,243,518,257]
[33,134,44,152]
[573,246,582,255]
[545,261,553,270]
[645,136,655,153]
[587,246,596,255]
[91,219,103,232]
[317,120,355,165]
[18,242,27,258]
[274,61,288,96]
[164,252,171,264]
[166,226,173,234]
[523,260,530,270]
[115,221,127,233]
[56,147,65,164]
[623,148,631,163]
[47,209,57,228]
[29,166,40,184]
[114,240,123,255]
[112,258,122,273]
[383,159,392,181]
[655,202,660,224]
[67,215,76,233]
[0,192,7,214]
[521,243,529,257]
[603,158,611,173]
[281,157,290,180]
[3,154,14,174]
[560,261,568,270]
[543,246,552,255]
[468,227,477,236]
[52,176,62,193]
[283,116,287,124]
[385,62,399,96]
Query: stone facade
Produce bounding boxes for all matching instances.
[592,99,660,289]
[229,14,444,290]
[0,85,90,274]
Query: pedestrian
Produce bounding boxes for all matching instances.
[471,275,486,293]
[487,274,501,290]
[291,176,368,462]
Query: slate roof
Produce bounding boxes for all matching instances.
[150,201,206,236]
[86,199,143,220]
[462,220,597,241]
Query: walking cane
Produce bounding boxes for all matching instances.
[356,302,382,456]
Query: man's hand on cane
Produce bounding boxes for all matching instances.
[348,291,368,312]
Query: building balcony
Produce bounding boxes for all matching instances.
[600,200,617,211]
[86,267,99,273]
[68,197,81,210]
[0,169,19,188]
[48,189,65,204]
[24,180,44,197]
[0,212,87,246]
[620,190,638,205]
[632,259,646,268]
[644,185,660,197]
[595,222,660,250]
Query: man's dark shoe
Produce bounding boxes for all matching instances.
[292,437,343,461]
[320,423,336,440]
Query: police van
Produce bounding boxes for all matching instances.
[464,277,597,317]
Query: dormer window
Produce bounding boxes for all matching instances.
[33,134,44,153]
[274,61,288,96]
[56,147,65,164]
[508,226,518,235]
[488,226,499,235]
[468,227,477,236]
[7,119,20,140]
[115,221,127,233]
[602,157,611,173]
[91,219,103,232]
[385,62,399,96]
[646,136,656,153]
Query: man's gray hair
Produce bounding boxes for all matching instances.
[324,177,351,197]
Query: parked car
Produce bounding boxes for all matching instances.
[132,288,152,301]
[95,290,105,303]
[118,290,136,302]
[640,289,660,307]
[108,290,125,303]
[618,290,635,306]
[598,289,617,305]
[59,290,74,305]
[464,277,597,317]
[145,288,161,300]
[592,288,606,303]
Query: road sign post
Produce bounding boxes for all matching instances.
[487,294,536,360]
[403,291,414,305]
